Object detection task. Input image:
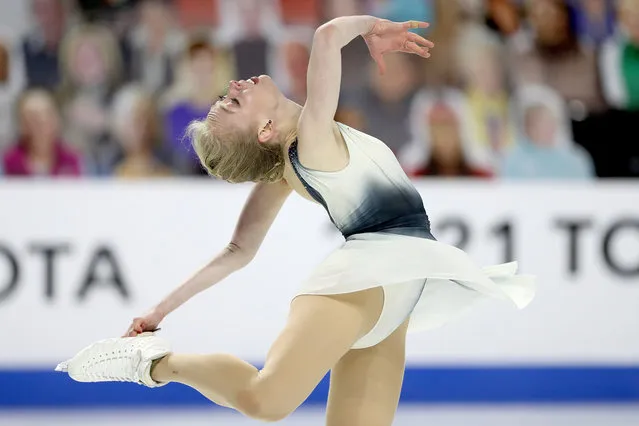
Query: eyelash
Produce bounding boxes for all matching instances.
[218,95,239,106]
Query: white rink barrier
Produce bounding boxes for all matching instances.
[0,180,638,408]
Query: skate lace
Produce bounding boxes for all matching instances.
[82,338,149,383]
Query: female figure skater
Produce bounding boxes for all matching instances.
[57,16,535,425]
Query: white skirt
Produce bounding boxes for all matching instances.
[295,232,536,333]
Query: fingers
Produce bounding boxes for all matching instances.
[124,327,138,337]
[123,328,137,337]
[379,20,429,35]
[407,31,435,49]
[402,20,429,30]
[402,41,430,58]
[123,318,144,337]
[122,315,162,338]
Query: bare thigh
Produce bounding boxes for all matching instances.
[244,288,384,419]
[325,319,409,426]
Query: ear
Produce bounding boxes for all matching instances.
[257,119,275,144]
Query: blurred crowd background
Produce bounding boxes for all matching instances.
[0,0,637,180]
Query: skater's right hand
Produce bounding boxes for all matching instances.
[124,308,164,337]
[363,19,432,75]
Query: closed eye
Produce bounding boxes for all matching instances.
[218,95,240,106]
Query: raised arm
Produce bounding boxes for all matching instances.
[299,16,432,155]
[125,180,292,336]
[301,16,378,131]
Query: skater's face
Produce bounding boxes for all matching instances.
[208,75,284,144]
[189,75,287,183]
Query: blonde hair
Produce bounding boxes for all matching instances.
[186,120,285,183]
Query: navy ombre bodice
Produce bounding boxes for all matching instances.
[288,123,435,241]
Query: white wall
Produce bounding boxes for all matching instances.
[1,180,638,364]
[0,180,638,421]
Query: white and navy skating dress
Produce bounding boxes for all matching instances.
[288,122,535,348]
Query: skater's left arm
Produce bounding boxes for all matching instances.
[227,179,293,260]
[125,181,292,336]
[161,180,292,307]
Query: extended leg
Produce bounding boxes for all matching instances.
[152,288,384,421]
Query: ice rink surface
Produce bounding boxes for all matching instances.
[3,406,639,426]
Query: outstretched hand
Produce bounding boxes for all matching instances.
[364,19,433,75]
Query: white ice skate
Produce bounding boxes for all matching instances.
[54,332,171,388]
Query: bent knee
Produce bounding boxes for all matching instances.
[235,384,295,422]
